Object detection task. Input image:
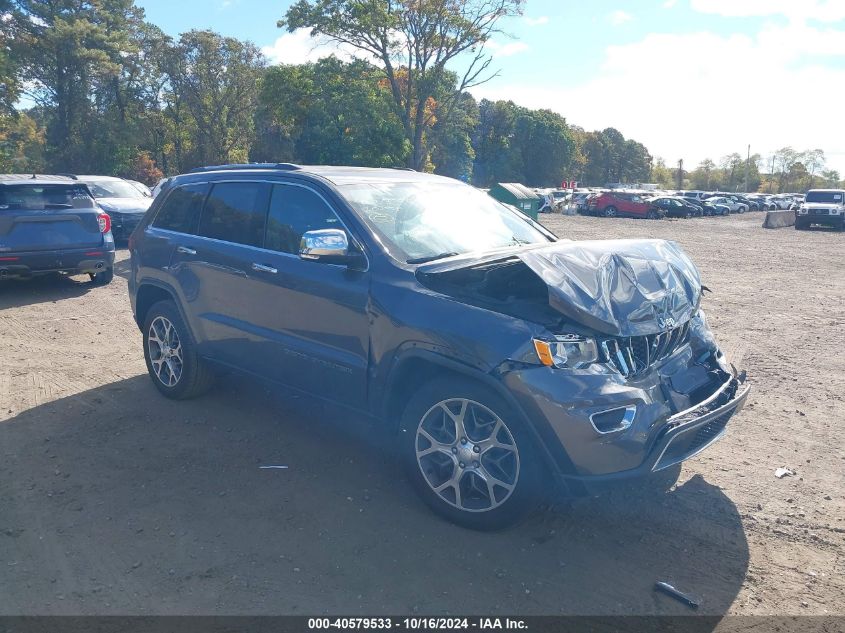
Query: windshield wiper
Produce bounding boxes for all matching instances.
[406,252,460,264]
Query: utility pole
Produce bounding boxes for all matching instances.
[769,155,776,193]
[744,144,751,192]
[677,159,684,190]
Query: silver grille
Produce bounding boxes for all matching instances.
[600,320,692,378]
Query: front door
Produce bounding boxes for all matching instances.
[238,182,371,409]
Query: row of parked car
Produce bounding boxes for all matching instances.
[542,188,806,220]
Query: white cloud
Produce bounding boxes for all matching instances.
[608,10,634,25]
[691,0,845,23]
[262,28,360,65]
[524,16,550,27]
[663,0,677,8]
[470,20,845,173]
[486,40,530,58]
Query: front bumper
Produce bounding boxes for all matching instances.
[0,246,115,278]
[502,345,750,489]
[797,213,844,229]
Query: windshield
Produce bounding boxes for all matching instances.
[0,184,95,210]
[339,181,553,263]
[85,179,145,200]
[805,191,843,203]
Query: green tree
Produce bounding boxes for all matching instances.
[280,0,524,171]
[651,157,674,188]
[0,110,46,172]
[255,57,409,167]
[8,0,149,171]
[773,146,799,193]
[803,149,825,190]
[511,108,574,187]
[163,30,264,167]
[429,91,478,181]
[471,99,574,187]
[472,99,522,186]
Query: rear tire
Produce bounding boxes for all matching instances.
[399,377,544,531]
[89,267,113,286]
[142,300,215,400]
[603,206,618,218]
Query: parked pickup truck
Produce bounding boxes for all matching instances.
[0,175,115,284]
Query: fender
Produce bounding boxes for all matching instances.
[133,277,195,340]
[381,347,578,478]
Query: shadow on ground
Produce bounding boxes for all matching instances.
[0,274,97,310]
[0,374,749,617]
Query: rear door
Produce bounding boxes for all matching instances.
[169,180,271,366]
[0,183,103,253]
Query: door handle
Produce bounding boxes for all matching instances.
[176,246,197,255]
[252,263,278,274]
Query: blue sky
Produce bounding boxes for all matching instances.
[137,0,845,173]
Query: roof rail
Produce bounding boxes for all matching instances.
[56,173,79,180]
[189,163,301,174]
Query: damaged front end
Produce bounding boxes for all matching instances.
[416,238,750,486]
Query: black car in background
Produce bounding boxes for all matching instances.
[700,198,730,216]
[648,196,702,218]
[0,175,115,284]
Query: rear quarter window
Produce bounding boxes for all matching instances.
[153,184,209,234]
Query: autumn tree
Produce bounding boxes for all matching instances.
[280,0,524,170]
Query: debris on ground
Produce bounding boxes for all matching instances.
[775,468,794,479]
[654,581,699,609]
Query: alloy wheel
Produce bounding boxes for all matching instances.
[415,398,520,513]
[147,316,184,387]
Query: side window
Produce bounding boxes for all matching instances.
[153,184,209,234]
[265,185,343,255]
[197,182,268,247]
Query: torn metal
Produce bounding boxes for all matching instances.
[417,239,703,337]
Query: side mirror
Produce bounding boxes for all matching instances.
[299,229,354,265]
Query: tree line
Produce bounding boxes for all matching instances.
[651,148,840,193]
[1,0,839,193]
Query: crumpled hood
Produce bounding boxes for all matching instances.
[96,197,151,215]
[417,239,703,337]
[516,239,702,337]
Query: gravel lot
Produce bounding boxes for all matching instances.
[1,213,843,616]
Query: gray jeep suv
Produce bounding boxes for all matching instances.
[128,164,750,530]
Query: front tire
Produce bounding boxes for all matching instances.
[603,206,618,218]
[646,209,660,220]
[142,300,215,400]
[399,377,543,530]
[89,267,113,286]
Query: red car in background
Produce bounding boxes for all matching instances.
[585,191,664,219]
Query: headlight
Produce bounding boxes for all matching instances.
[533,335,599,369]
[798,207,808,215]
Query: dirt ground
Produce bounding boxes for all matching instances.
[1,213,843,616]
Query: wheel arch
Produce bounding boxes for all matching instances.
[134,280,192,337]
[380,349,562,479]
